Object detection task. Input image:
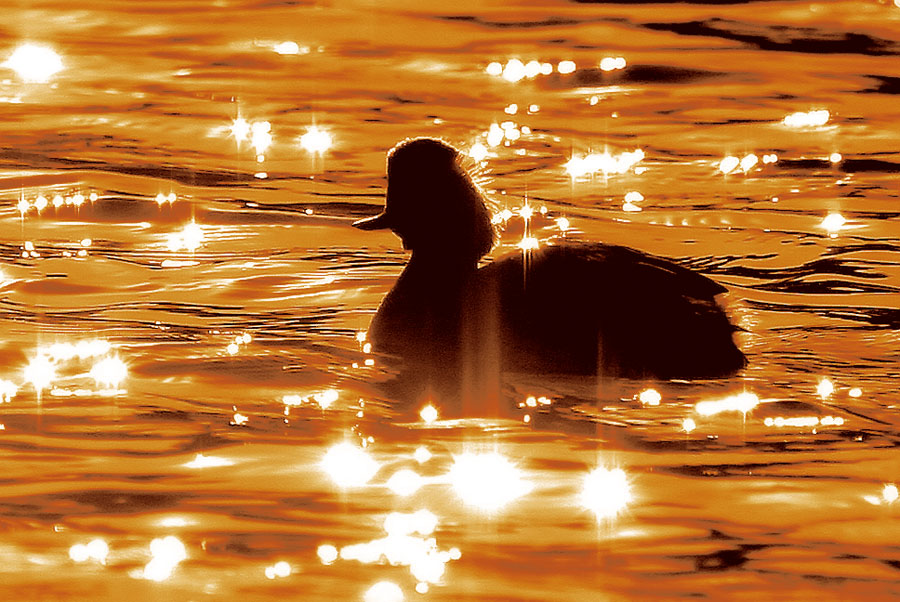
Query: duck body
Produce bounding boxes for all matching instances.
[368,241,745,380]
[354,137,746,382]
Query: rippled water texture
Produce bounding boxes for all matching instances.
[1,1,899,600]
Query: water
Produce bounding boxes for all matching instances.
[1,1,899,599]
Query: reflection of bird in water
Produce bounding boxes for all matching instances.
[354,138,746,388]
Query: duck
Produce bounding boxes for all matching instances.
[354,137,746,381]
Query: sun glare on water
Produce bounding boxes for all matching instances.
[264,560,292,580]
[580,467,632,519]
[763,415,844,429]
[517,236,539,251]
[782,109,830,128]
[447,452,532,511]
[251,121,272,156]
[565,149,644,178]
[24,355,57,393]
[719,153,761,175]
[883,484,899,503]
[419,404,438,424]
[230,116,251,143]
[140,536,187,582]
[469,142,488,162]
[387,469,425,496]
[0,380,17,403]
[69,539,109,565]
[273,41,302,55]
[322,442,380,487]
[365,581,405,602]
[300,126,333,154]
[15,339,131,397]
[184,453,234,469]
[694,392,760,417]
[328,509,458,593]
[638,388,661,406]
[167,222,205,252]
[89,356,127,389]
[819,213,846,237]
[3,44,63,83]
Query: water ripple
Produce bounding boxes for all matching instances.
[643,18,900,56]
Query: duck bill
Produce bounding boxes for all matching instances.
[352,211,392,230]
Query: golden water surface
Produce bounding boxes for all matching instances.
[1,1,899,600]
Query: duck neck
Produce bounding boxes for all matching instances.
[406,250,478,280]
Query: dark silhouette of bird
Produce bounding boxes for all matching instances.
[354,137,746,383]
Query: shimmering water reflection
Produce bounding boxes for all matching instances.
[2,0,900,600]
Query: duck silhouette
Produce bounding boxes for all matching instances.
[354,137,746,381]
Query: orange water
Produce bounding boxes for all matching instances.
[1,1,899,600]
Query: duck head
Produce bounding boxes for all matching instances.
[353,137,495,264]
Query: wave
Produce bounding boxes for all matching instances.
[642,18,900,56]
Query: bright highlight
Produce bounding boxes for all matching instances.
[694,392,759,417]
[3,44,63,82]
[300,126,333,154]
[565,149,644,178]
[142,536,187,582]
[580,467,632,519]
[448,452,532,511]
[783,109,830,128]
[322,442,380,487]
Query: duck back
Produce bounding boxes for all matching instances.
[476,242,745,378]
[369,242,744,380]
